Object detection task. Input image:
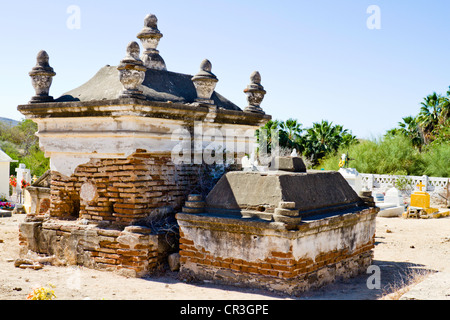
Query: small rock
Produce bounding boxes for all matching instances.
[386,229,392,233]
[18,263,43,270]
[168,252,180,271]
[14,258,44,270]
[14,258,35,267]
[410,245,415,249]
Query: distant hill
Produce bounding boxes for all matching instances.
[0,117,19,127]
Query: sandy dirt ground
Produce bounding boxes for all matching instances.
[0,213,449,300]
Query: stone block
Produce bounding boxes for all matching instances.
[168,252,180,271]
[278,201,296,209]
[272,215,302,229]
[274,208,300,217]
[182,207,204,214]
[271,156,306,172]
[18,221,43,253]
[187,194,202,201]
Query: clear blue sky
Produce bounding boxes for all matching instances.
[1,0,450,139]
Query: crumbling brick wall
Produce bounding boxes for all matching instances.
[19,149,235,276]
[49,150,200,225]
[177,208,378,295]
[18,220,161,277]
[179,236,375,280]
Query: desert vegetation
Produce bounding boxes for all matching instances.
[0,119,49,177]
[258,88,450,177]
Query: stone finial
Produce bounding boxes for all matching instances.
[182,194,206,213]
[117,41,147,99]
[273,201,302,230]
[28,50,56,103]
[191,59,218,104]
[136,14,167,70]
[358,190,376,207]
[243,71,266,114]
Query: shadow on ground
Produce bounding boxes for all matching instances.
[142,259,435,300]
[294,260,435,300]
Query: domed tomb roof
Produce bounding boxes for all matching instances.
[56,66,242,111]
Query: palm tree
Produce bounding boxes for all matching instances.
[255,120,282,154]
[303,120,342,164]
[331,124,358,149]
[442,87,450,123]
[257,119,357,165]
[280,118,303,152]
[417,92,444,144]
[340,131,358,150]
[397,116,423,149]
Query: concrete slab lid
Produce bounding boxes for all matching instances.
[55,66,242,111]
[205,170,362,216]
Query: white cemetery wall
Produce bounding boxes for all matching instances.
[360,173,449,207]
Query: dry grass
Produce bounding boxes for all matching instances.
[381,267,434,300]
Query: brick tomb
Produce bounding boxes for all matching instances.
[177,158,379,295]
[17,14,270,277]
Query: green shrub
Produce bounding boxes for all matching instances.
[0,120,50,177]
[317,135,427,175]
[421,142,450,177]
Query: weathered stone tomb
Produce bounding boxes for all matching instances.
[177,157,379,295]
[17,14,270,277]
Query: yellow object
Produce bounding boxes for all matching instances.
[339,154,348,168]
[416,181,426,192]
[27,284,56,300]
[406,182,443,219]
[424,207,439,215]
[410,191,430,208]
[432,210,450,218]
[403,207,449,219]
